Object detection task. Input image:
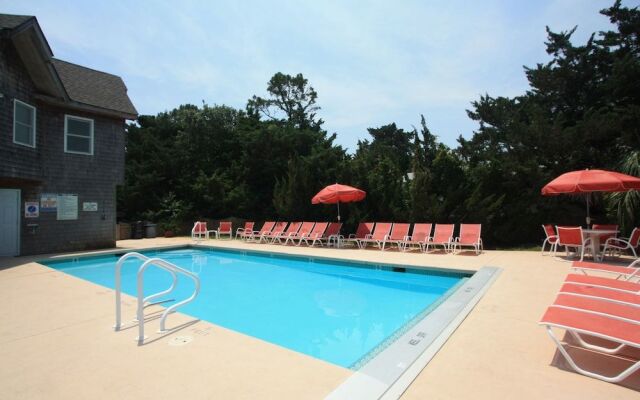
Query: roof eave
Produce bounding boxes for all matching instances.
[34,93,138,121]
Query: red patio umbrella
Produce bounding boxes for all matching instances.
[312,183,366,221]
[541,169,640,225]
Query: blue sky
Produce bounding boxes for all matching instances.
[2,1,627,151]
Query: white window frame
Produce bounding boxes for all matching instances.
[64,115,94,155]
[13,99,36,148]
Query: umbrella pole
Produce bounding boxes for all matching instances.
[586,194,591,227]
[337,201,341,221]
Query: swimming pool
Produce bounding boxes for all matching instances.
[42,247,469,369]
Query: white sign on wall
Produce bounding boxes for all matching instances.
[82,202,98,212]
[57,195,78,220]
[25,202,39,218]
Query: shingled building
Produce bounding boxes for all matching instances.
[0,14,137,256]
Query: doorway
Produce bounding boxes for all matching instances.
[0,189,20,256]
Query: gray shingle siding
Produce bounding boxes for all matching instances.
[0,38,127,255]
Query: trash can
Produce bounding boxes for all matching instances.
[131,221,144,239]
[145,223,157,238]
[117,223,131,240]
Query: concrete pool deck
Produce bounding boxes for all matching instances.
[0,237,638,399]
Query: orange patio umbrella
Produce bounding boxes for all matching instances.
[541,169,640,225]
[312,183,366,221]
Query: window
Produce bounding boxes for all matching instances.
[64,115,94,155]
[13,100,36,147]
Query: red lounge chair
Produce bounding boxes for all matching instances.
[602,227,640,259]
[235,221,255,240]
[564,274,640,293]
[572,259,640,281]
[191,221,215,241]
[257,222,288,243]
[343,222,375,247]
[553,293,640,321]
[299,222,329,247]
[273,222,302,244]
[357,222,392,249]
[399,223,432,252]
[381,223,410,251]
[539,305,640,383]
[452,224,483,255]
[284,222,315,245]
[215,221,233,239]
[318,222,343,247]
[541,224,558,255]
[246,221,275,242]
[558,283,640,306]
[425,224,454,253]
[554,226,592,261]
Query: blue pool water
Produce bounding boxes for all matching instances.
[42,247,467,368]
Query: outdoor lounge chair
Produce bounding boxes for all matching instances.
[356,222,392,249]
[564,274,640,293]
[451,224,483,255]
[245,221,275,242]
[257,222,288,243]
[558,282,640,306]
[235,221,255,239]
[317,222,343,247]
[272,221,302,244]
[284,222,315,245]
[299,222,329,247]
[554,226,593,261]
[399,223,432,252]
[539,305,640,383]
[380,223,410,251]
[191,221,215,241]
[541,224,558,255]
[424,224,454,253]
[553,293,640,321]
[602,227,640,259]
[572,259,640,281]
[215,221,233,239]
[343,222,374,247]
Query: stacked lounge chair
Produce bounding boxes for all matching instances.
[539,258,640,383]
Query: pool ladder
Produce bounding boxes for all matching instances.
[113,252,201,345]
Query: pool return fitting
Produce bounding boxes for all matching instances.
[114,252,201,345]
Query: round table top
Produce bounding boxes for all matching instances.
[582,229,618,234]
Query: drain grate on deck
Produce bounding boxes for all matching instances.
[168,336,193,346]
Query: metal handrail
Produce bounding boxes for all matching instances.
[136,258,201,344]
[114,252,201,345]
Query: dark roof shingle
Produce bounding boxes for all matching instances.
[52,59,138,117]
[0,14,33,30]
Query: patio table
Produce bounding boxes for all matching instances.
[582,229,618,261]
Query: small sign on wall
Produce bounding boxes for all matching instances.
[82,202,98,212]
[40,194,57,212]
[57,194,78,220]
[25,201,39,218]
